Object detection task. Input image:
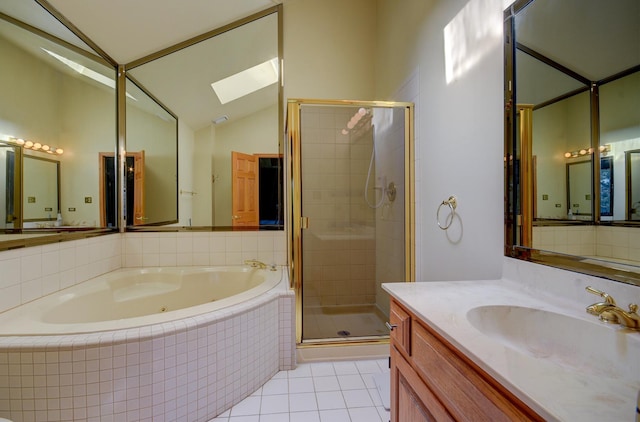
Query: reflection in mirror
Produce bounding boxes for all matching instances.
[22,155,59,226]
[0,5,117,245]
[628,151,640,221]
[123,78,178,226]
[530,91,591,221]
[600,71,640,221]
[0,142,21,229]
[505,0,640,285]
[566,160,591,219]
[126,9,282,229]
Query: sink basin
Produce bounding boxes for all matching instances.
[466,305,639,379]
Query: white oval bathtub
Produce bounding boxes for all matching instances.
[0,265,283,335]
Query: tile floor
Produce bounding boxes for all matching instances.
[210,359,391,422]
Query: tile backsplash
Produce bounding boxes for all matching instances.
[0,231,287,313]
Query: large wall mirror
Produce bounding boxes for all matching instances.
[0,2,118,246]
[505,0,640,286]
[122,79,178,227]
[125,7,282,230]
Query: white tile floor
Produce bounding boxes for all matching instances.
[210,359,391,422]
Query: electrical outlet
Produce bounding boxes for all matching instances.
[68,207,76,212]
[85,197,92,203]
[28,196,36,203]
[542,194,548,200]
[555,204,561,208]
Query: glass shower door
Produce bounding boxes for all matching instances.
[288,100,414,344]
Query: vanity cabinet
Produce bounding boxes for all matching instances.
[389,299,543,422]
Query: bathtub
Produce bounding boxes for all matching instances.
[0,266,295,422]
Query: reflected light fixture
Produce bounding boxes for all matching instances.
[341,107,369,136]
[564,144,610,159]
[2,135,64,155]
[211,58,279,104]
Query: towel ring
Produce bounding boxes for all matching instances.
[437,196,457,230]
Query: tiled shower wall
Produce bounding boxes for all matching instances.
[0,231,287,314]
[301,106,377,308]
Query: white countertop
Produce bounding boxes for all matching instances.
[383,279,640,422]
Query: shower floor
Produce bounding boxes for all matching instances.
[302,304,389,342]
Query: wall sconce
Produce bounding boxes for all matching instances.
[564,144,610,159]
[6,136,64,155]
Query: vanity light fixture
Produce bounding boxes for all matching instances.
[4,136,64,155]
[564,144,610,159]
[211,58,279,104]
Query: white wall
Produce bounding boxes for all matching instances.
[375,0,506,281]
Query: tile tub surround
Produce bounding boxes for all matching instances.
[0,231,287,314]
[0,276,295,422]
[383,261,640,422]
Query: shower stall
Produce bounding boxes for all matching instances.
[287,99,414,345]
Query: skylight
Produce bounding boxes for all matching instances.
[42,48,136,100]
[211,58,279,104]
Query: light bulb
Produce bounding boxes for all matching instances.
[358,108,367,116]
[42,145,50,151]
[33,142,42,150]
[16,138,25,145]
[24,140,33,148]
[347,121,355,129]
[55,148,64,154]
[564,152,572,158]
[341,129,349,135]
[579,149,587,155]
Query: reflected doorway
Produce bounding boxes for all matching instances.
[288,99,414,345]
[100,151,145,227]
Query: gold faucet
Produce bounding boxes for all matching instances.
[586,286,640,330]
[244,259,272,270]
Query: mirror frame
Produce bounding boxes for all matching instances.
[504,0,640,287]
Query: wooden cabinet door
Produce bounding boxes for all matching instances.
[391,345,453,422]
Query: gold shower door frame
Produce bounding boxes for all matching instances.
[287,98,415,346]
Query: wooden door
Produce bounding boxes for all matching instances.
[231,151,258,226]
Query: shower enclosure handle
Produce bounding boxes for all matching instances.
[385,322,397,331]
[301,216,309,229]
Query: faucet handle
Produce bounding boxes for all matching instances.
[586,286,617,305]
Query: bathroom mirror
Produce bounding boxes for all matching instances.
[566,160,592,219]
[505,0,640,285]
[0,2,117,246]
[126,7,282,229]
[123,78,178,226]
[22,155,59,223]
